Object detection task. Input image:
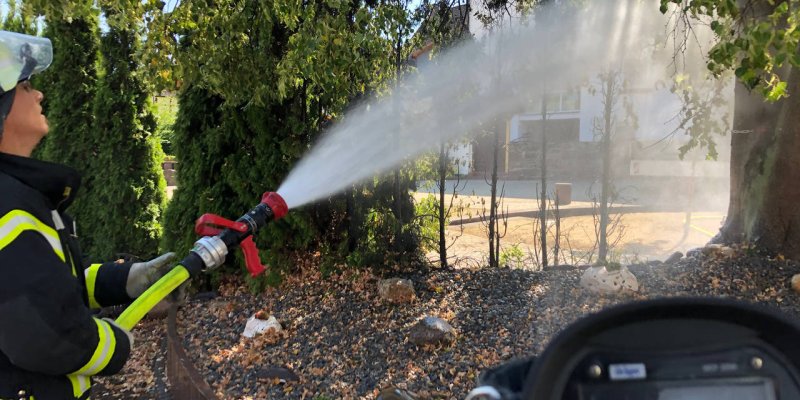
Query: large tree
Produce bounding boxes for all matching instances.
[662,0,800,258]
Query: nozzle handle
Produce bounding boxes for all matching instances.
[240,237,266,277]
[195,213,248,236]
[190,192,288,276]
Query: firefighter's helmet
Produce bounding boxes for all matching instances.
[0,31,52,132]
[0,31,51,93]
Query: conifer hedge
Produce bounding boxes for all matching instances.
[161,85,317,282]
[37,14,103,253]
[88,25,165,260]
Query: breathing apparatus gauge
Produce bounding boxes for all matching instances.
[521,298,800,400]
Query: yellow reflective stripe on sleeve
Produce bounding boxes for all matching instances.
[85,264,102,309]
[0,210,65,262]
[73,318,117,375]
[67,374,90,398]
[67,318,117,396]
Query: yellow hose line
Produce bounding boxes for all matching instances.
[690,224,716,238]
[682,216,722,238]
[116,265,191,331]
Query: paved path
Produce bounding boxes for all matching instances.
[416,177,729,212]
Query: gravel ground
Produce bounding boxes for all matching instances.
[94,247,800,399]
[94,317,172,399]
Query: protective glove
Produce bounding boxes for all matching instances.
[125,252,176,298]
[102,317,134,348]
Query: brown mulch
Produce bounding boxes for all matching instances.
[94,317,171,399]
[94,247,800,399]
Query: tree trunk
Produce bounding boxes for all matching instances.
[392,27,404,250]
[719,63,800,258]
[489,121,501,268]
[599,75,614,262]
[540,95,548,268]
[438,141,448,268]
[347,187,358,252]
[553,198,560,266]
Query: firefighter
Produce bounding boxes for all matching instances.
[0,31,175,399]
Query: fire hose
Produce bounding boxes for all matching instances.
[114,191,288,330]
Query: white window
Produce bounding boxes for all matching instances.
[530,89,581,114]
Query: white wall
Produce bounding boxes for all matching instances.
[578,83,684,142]
[449,142,473,175]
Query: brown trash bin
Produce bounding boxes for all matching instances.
[555,183,572,206]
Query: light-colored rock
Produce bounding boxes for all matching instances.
[702,244,735,258]
[378,278,416,304]
[580,265,639,294]
[686,248,702,259]
[242,314,282,338]
[791,275,800,294]
[720,246,735,258]
[408,316,456,346]
[664,251,683,264]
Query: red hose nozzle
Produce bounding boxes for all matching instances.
[262,192,288,220]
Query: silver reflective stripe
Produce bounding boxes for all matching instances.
[78,319,114,375]
[51,210,65,230]
[67,319,116,397]
[0,210,64,262]
[67,373,90,398]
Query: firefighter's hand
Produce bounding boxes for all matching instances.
[126,252,176,298]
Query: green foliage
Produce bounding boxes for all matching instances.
[89,24,166,259]
[161,84,329,278]
[414,147,460,182]
[415,194,440,252]
[671,74,731,160]
[144,0,400,107]
[32,2,166,261]
[661,0,800,100]
[159,0,423,280]
[499,244,526,268]
[161,86,225,256]
[343,174,422,270]
[1,0,39,34]
[595,251,623,270]
[152,95,177,156]
[28,0,95,23]
[605,261,622,272]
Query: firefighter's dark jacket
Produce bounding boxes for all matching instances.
[0,153,134,400]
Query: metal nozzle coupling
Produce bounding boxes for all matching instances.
[192,236,229,269]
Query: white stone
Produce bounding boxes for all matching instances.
[408,316,457,346]
[580,266,639,294]
[378,278,416,303]
[242,315,282,338]
[702,244,735,258]
[791,274,800,294]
